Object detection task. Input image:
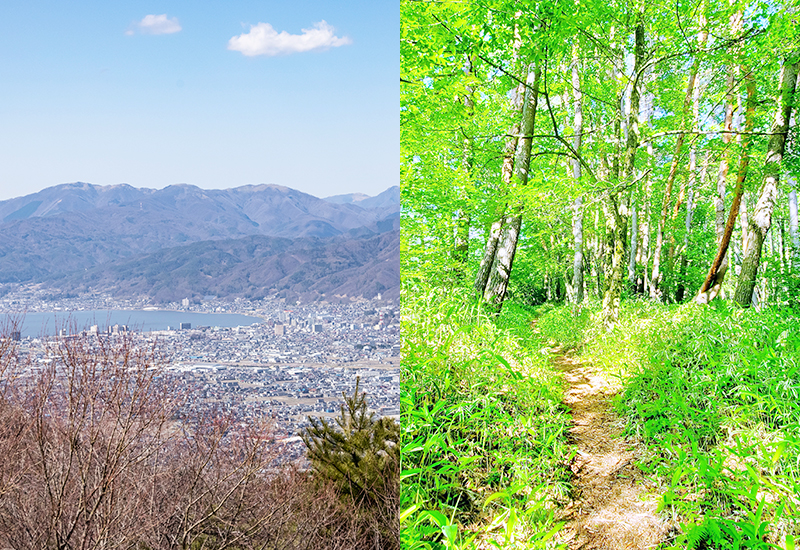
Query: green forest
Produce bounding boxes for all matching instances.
[400,0,800,548]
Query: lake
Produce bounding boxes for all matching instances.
[0,310,263,338]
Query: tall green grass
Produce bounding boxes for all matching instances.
[538,300,800,550]
[401,286,570,549]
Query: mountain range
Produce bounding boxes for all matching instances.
[0,183,399,302]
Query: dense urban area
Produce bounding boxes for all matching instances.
[0,284,399,462]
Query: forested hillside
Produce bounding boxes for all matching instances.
[401,0,800,548]
[61,230,400,303]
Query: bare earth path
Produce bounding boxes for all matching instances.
[553,352,670,550]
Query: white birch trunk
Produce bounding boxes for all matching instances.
[734,55,800,305]
[571,45,585,306]
[483,64,540,310]
[629,204,638,285]
[789,183,799,269]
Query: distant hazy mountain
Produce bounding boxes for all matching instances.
[0,182,398,238]
[358,186,400,210]
[324,186,399,212]
[323,192,371,205]
[0,182,399,301]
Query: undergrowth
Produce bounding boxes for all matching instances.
[401,286,570,549]
[538,300,800,550]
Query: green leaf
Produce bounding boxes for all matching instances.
[400,504,419,523]
[422,510,449,528]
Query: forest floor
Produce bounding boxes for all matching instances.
[553,350,671,549]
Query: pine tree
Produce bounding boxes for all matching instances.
[301,378,399,503]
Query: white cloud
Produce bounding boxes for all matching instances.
[227,20,351,57]
[126,14,182,36]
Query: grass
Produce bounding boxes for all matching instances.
[538,299,800,550]
[400,285,571,549]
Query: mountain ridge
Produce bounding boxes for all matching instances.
[0,183,399,302]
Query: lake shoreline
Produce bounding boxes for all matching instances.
[1,309,263,338]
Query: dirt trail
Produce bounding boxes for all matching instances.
[554,352,669,550]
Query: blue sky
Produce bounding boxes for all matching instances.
[0,1,398,201]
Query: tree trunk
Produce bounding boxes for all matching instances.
[779,218,787,288]
[629,204,638,287]
[649,135,684,298]
[676,64,704,302]
[473,32,525,297]
[789,181,799,270]
[483,213,523,310]
[706,67,737,300]
[474,117,519,295]
[482,64,541,311]
[676,188,694,302]
[636,88,654,296]
[452,57,475,280]
[474,204,506,295]
[601,20,643,330]
[650,7,707,299]
[696,70,757,303]
[571,45,585,307]
[601,195,628,330]
[592,207,603,298]
[739,194,749,261]
[572,197,584,305]
[637,172,651,294]
[734,55,800,306]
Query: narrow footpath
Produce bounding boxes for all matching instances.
[553,352,670,549]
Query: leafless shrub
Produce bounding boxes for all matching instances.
[0,328,397,550]
[0,331,179,548]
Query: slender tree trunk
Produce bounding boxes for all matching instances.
[474,24,524,297]
[734,55,800,306]
[789,100,799,271]
[778,220,784,300]
[780,218,787,282]
[453,208,470,274]
[650,31,705,299]
[452,57,475,279]
[454,153,473,268]
[591,207,602,298]
[706,67,737,301]
[789,181,799,270]
[696,70,757,303]
[781,217,788,265]
[676,152,698,302]
[601,20,643,330]
[637,174,651,294]
[601,195,628,329]
[453,149,471,274]
[483,64,541,311]
[637,88,654,295]
[474,121,517,295]
[739,194,749,260]
[572,198,584,304]
[474,204,506,295]
[571,45,585,307]
[483,214,523,309]
[676,188,694,302]
[676,64,704,302]
[649,135,684,298]
[629,204,638,287]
